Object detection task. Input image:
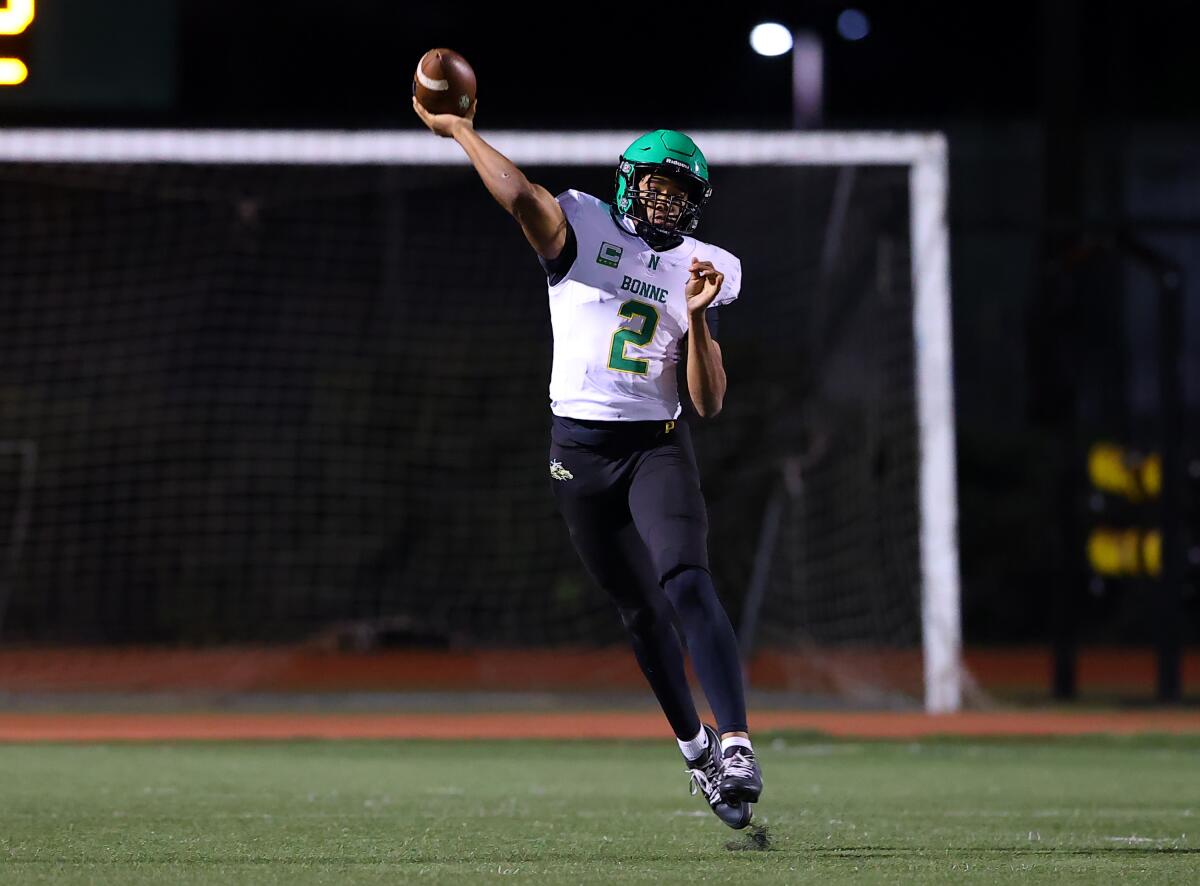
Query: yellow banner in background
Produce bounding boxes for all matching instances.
[1087,527,1162,577]
[1088,442,1161,502]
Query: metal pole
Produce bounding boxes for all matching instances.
[791,30,824,129]
[738,483,787,668]
[1156,268,1184,701]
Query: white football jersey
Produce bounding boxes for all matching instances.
[547,190,742,421]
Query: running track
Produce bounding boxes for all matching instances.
[3,710,1200,741]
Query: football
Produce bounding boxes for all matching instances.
[413,48,476,116]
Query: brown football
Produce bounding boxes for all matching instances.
[413,48,476,116]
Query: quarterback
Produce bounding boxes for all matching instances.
[413,96,762,828]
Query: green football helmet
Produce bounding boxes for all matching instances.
[614,129,712,237]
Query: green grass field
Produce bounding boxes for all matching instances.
[1,735,1198,884]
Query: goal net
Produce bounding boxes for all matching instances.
[0,130,961,711]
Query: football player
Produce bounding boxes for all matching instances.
[413,97,762,828]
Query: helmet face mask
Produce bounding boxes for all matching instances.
[614,131,712,238]
[622,166,707,234]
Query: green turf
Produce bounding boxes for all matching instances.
[1,734,1198,884]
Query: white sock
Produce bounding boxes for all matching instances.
[677,727,709,761]
[722,736,753,755]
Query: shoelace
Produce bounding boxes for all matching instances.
[723,750,757,781]
[685,754,722,803]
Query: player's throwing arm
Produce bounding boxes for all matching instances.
[410,96,569,265]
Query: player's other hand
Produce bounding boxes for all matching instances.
[685,257,724,314]
[412,95,476,138]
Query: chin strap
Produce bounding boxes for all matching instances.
[634,219,684,252]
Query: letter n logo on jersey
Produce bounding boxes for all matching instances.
[647,255,660,271]
[596,242,623,268]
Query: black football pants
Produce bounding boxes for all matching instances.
[549,415,749,737]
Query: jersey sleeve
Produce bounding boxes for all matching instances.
[538,190,595,289]
[537,220,577,286]
[708,246,742,308]
[555,189,588,221]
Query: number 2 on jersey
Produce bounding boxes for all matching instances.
[607,300,659,374]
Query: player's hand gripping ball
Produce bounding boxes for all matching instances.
[413,48,476,117]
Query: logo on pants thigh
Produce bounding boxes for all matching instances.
[550,459,574,481]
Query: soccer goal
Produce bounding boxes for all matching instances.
[0,129,961,712]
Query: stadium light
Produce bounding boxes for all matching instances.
[749,22,823,129]
[837,8,871,41]
[749,22,793,57]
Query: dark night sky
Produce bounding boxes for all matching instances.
[1,0,1196,127]
[173,0,1197,128]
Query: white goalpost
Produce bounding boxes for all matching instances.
[0,129,961,712]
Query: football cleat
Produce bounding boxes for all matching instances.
[684,724,753,830]
[719,744,763,804]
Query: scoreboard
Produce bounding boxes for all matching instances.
[0,0,175,109]
[0,0,33,86]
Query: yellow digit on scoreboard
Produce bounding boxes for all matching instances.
[0,0,35,34]
[0,57,27,85]
[0,0,34,86]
